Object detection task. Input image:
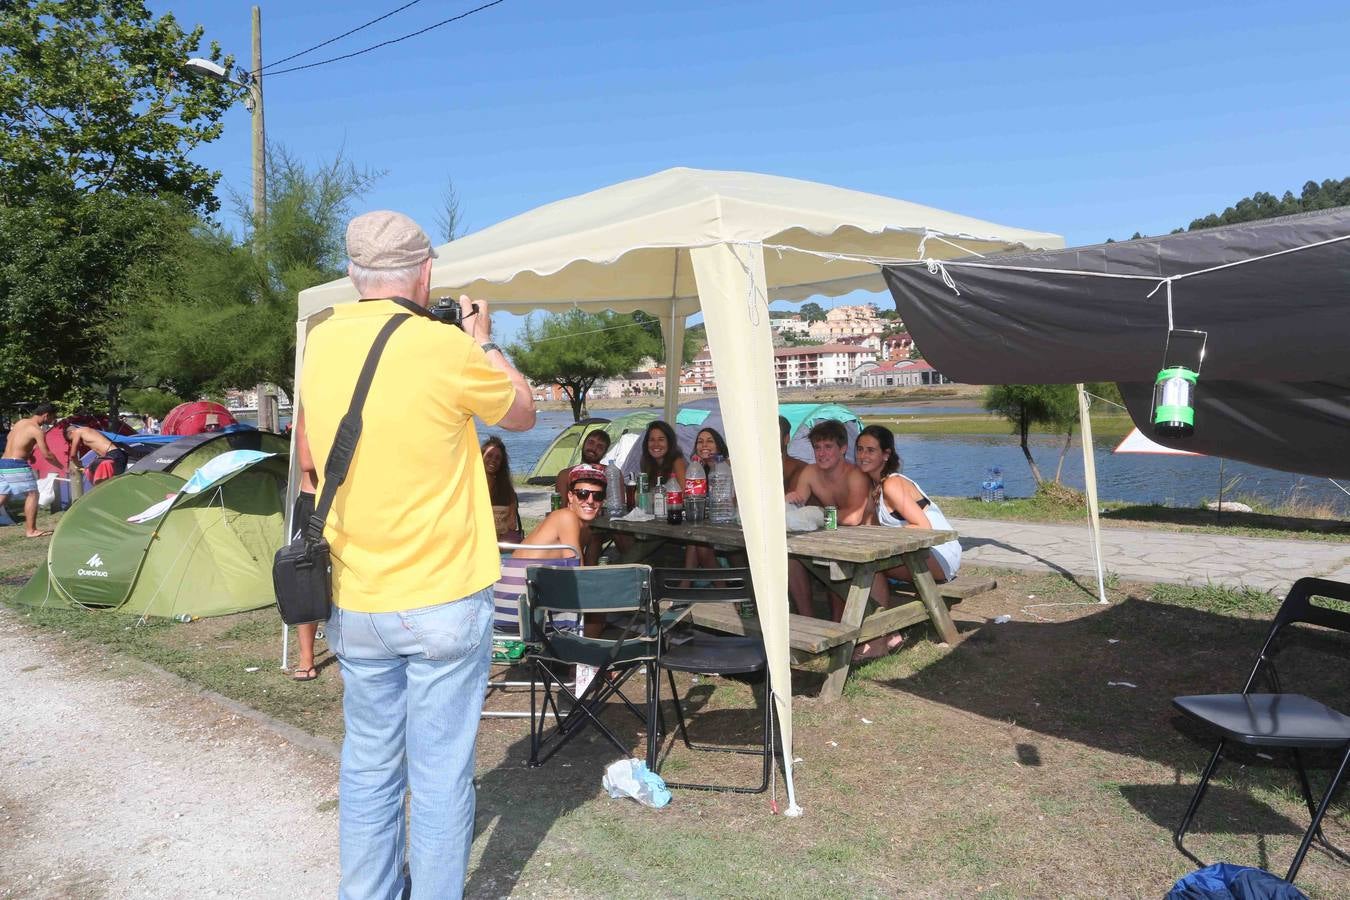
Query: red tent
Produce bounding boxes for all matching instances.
[162,401,238,436]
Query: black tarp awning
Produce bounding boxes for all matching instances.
[883,206,1350,478]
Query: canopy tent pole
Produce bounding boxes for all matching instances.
[663,297,685,424]
[1076,384,1109,604]
[689,242,800,815]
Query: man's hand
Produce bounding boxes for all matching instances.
[463,295,491,344]
[466,293,535,432]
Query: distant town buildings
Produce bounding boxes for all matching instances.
[528,301,951,400]
[807,304,887,341]
[774,343,879,388]
[852,358,951,388]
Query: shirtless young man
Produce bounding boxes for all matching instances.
[64,424,128,482]
[516,463,608,636]
[1,404,61,537]
[783,419,871,617]
[554,429,611,498]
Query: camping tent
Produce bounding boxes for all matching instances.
[882,206,1350,479]
[128,429,291,477]
[162,400,239,436]
[295,167,1063,813]
[17,452,287,620]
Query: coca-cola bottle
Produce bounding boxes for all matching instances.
[684,456,707,523]
[664,476,684,525]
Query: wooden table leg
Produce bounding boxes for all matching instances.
[903,551,958,644]
[818,565,873,701]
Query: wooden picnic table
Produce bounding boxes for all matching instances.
[592,515,959,700]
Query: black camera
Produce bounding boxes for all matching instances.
[428,297,477,329]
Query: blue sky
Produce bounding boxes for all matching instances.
[157,0,1350,336]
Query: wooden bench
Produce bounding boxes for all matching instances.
[688,576,997,670]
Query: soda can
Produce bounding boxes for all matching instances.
[824,506,838,530]
[549,491,563,511]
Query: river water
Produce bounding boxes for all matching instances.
[482,409,1350,515]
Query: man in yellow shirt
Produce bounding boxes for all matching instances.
[297,210,533,899]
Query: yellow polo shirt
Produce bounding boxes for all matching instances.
[299,300,515,612]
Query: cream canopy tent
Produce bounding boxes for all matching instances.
[294,167,1063,813]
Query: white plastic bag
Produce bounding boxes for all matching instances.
[602,757,671,808]
[37,473,60,510]
[785,503,824,532]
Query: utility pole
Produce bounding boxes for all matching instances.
[188,10,275,431]
[249,6,277,433]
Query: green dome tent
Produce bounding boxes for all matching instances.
[127,429,291,478]
[17,453,287,620]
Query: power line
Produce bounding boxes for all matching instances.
[265,0,508,77]
[261,0,427,73]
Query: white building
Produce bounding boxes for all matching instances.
[774,343,879,388]
[852,359,951,388]
[806,303,886,341]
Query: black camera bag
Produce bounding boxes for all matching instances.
[273,314,410,625]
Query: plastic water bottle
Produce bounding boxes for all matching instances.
[981,466,1005,503]
[709,456,735,524]
[684,456,707,523]
[175,613,195,623]
[605,464,626,516]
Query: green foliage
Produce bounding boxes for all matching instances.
[509,309,665,421]
[1114,177,1350,240]
[799,301,827,322]
[120,387,183,418]
[983,385,1078,484]
[0,1,238,407]
[1187,178,1350,231]
[0,1,239,214]
[0,192,187,405]
[111,146,380,398]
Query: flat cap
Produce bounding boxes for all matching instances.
[346,210,438,270]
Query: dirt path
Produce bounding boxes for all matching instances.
[0,611,339,899]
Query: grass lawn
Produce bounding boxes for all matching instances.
[3,522,1347,898]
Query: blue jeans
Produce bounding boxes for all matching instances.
[326,587,493,900]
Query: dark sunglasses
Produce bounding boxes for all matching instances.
[571,488,605,502]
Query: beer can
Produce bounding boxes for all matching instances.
[549,491,563,511]
[638,472,649,494]
[824,505,838,530]
[736,598,756,620]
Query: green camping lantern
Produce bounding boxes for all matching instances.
[1152,365,1198,437]
[1151,300,1207,439]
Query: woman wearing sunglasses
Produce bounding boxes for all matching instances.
[513,463,609,636]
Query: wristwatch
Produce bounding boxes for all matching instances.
[479,341,501,354]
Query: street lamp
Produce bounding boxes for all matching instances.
[185,6,277,431]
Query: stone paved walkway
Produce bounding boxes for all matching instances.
[949,518,1350,595]
[519,489,1350,596]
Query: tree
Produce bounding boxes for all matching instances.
[985,383,1122,485]
[0,2,239,214]
[111,146,380,399]
[434,177,464,243]
[509,309,664,421]
[799,301,827,322]
[983,384,1077,485]
[0,1,238,407]
[1108,177,1350,241]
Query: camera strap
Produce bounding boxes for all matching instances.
[305,313,411,544]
